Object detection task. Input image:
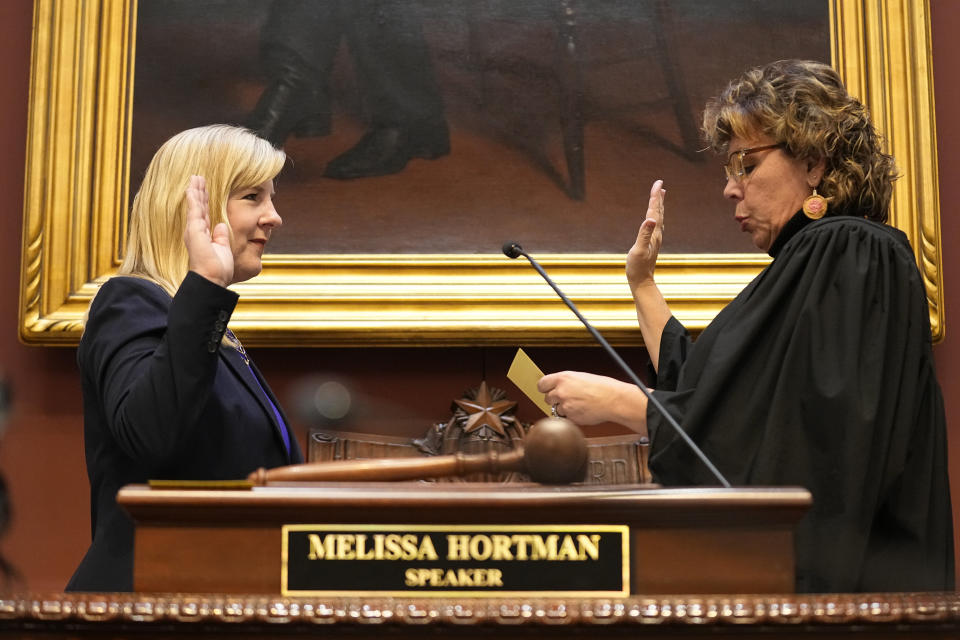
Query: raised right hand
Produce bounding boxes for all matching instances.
[626,180,666,293]
[183,175,233,287]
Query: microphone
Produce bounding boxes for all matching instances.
[502,241,524,259]
[502,241,731,488]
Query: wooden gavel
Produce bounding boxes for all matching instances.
[249,417,588,485]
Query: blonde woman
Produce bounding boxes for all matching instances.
[68,125,302,591]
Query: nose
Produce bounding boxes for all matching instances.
[723,176,742,201]
[261,201,282,228]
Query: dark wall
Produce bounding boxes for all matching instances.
[930,0,960,582]
[0,0,957,591]
[0,1,91,587]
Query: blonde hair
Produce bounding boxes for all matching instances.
[702,59,897,222]
[118,125,286,295]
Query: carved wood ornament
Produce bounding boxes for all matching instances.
[2,592,958,638]
[413,381,528,482]
[307,380,651,484]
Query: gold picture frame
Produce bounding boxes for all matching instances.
[19,0,942,347]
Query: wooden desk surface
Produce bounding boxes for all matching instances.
[119,483,812,524]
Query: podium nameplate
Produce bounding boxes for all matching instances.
[282,524,630,597]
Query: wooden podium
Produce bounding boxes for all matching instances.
[118,483,810,596]
[5,484,957,638]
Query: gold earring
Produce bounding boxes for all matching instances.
[802,188,828,220]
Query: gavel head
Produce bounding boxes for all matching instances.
[523,417,588,484]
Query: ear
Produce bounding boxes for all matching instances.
[806,156,827,188]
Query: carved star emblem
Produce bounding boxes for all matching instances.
[453,381,517,438]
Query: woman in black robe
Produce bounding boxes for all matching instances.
[538,59,954,593]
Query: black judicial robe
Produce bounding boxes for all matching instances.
[647,212,954,593]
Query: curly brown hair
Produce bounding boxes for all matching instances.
[702,59,897,222]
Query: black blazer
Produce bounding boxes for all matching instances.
[67,272,303,592]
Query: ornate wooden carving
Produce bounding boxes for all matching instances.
[0,592,957,638]
[308,381,652,484]
[423,381,528,482]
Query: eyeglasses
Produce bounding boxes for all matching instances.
[723,144,783,183]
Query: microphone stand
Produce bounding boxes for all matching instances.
[503,242,731,488]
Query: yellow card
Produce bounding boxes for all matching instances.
[507,348,553,416]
